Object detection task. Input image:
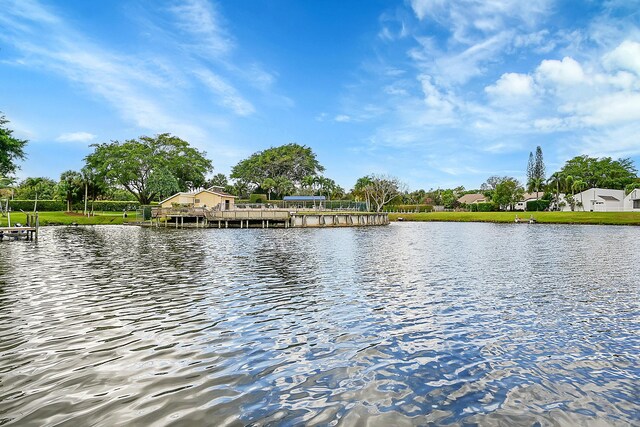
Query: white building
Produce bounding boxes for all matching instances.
[559,188,640,212]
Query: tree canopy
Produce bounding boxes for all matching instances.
[85,133,213,204]
[0,113,28,178]
[354,174,406,212]
[557,155,637,190]
[230,143,325,190]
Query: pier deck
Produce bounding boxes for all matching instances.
[148,207,389,229]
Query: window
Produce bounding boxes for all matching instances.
[634,199,640,209]
[195,199,200,203]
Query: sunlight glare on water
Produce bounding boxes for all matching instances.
[0,223,638,426]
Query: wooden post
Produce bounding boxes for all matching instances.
[196,216,199,228]
[181,216,184,229]
[35,212,39,240]
[266,220,269,228]
[225,220,228,228]
[218,220,221,229]
[175,216,178,229]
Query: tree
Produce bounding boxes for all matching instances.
[572,179,587,211]
[58,170,83,212]
[231,143,325,188]
[353,176,373,211]
[274,176,295,198]
[526,152,535,190]
[355,174,406,212]
[547,172,563,211]
[85,133,213,204]
[493,178,524,210]
[206,173,228,188]
[15,177,57,212]
[0,113,28,178]
[261,177,276,200]
[526,146,545,200]
[557,155,637,189]
[147,167,181,202]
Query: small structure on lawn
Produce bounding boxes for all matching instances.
[160,186,237,210]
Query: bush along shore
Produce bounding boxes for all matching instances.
[388,211,640,226]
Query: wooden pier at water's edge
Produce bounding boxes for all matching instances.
[142,207,389,229]
[0,212,39,241]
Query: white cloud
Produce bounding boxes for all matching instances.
[535,56,585,86]
[485,73,535,98]
[194,68,255,116]
[169,0,232,57]
[334,114,352,122]
[55,132,96,143]
[603,40,640,75]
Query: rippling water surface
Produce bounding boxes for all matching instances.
[0,223,638,426]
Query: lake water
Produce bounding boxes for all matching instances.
[0,223,638,426]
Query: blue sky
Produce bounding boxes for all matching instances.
[1,0,640,191]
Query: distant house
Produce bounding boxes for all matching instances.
[457,193,486,205]
[160,187,237,210]
[514,192,541,211]
[558,188,640,212]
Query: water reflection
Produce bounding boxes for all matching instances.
[0,223,638,425]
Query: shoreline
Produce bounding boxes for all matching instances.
[388,212,640,226]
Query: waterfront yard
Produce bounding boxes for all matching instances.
[0,211,138,226]
[389,211,640,225]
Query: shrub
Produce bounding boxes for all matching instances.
[8,200,66,211]
[384,204,433,212]
[470,202,498,212]
[526,200,550,211]
[73,201,141,211]
[249,193,267,203]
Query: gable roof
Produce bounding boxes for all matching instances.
[158,192,195,205]
[194,188,237,198]
[457,193,486,204]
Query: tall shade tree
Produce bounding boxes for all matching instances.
[356,174,406,212]
[557,155,637,189]
[0,113,28,178]
[85,133,213,204]
[493,178,524,211]
[206,173,229,189]
[231,143,325,189]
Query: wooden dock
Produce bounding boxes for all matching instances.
[147,207,389,229]
[0,212,39,241]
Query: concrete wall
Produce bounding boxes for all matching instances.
[624,189,640,212]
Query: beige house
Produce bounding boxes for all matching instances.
[457,193,487,205]
[160,187,236,210]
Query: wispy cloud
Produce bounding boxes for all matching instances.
[55,132,97,143]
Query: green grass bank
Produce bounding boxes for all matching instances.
[388,211,640,225]
[0,211,138,227]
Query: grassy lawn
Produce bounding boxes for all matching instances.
[388,211,640,225]
[0,211,139,227]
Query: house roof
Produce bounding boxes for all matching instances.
[521,192,540,201]
[158,192,194,205]
[457,193,486,204]
[194,188,237,198]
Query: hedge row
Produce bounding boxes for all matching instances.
[8,200,66,211]
[469,202,499,212]
[526,200,551,211]
[385,204,434,212]
[5,200,141,212]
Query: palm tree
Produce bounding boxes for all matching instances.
[547,172,562,211]
[572,179,586,211]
